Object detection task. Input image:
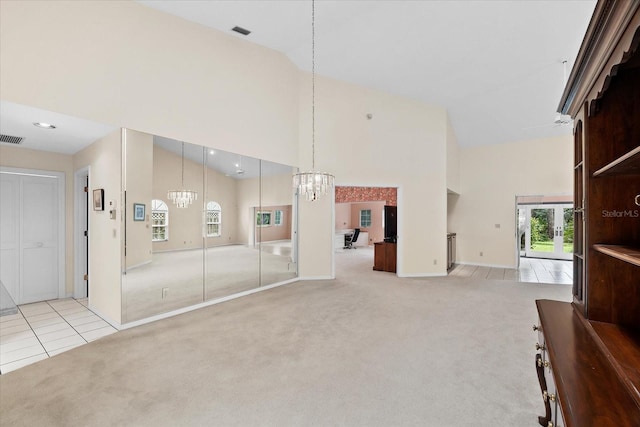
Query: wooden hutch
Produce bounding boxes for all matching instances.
[534,1,640,426]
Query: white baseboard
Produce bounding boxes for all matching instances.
[124,260,152,271]
[397,272,447,278]
[298,275,335,281]
[455,261,515,269]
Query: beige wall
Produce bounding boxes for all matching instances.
[446,115,460,193]
[257,205,292,242]
[449,135,573,268]
[237,173,294,246]
[0,0,299,166]
[0,145,75,294]
[73,130,122,323]
[335,203,351,231]
[124,129,153,269]
[298,73,449,276]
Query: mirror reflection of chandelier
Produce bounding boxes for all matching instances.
[167,141,198,208]
[293,0,334,202]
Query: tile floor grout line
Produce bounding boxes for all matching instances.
[46,301,89,346]
[16,306,50,360]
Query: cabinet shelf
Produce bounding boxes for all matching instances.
[593,244,640,267]
[589,320,640,408]
[593,146,640,177]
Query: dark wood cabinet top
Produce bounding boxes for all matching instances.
[536,299,640,427]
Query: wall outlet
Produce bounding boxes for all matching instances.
[495,223,501,229]
[433,259,437,265]
[162,288,169,299]
[480,251,484,256]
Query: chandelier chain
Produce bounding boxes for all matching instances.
[312,0,315,171]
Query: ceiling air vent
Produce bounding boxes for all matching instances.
[231,26,251,36]
[0,134,25,145]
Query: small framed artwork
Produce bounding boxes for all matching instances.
[133,203,145,221]
[93,189,104,211]
[256,211,272,227]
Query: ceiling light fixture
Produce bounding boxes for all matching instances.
[293,0,334,202]
[33,122,56,129]
[167,142,198,208]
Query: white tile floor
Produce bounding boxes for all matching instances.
[449,257,573,284]
[0,298,117,374]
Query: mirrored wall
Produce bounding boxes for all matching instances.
[123,130,297,322]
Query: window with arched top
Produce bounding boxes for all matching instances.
[152,199,169,241]
[206,201,222,237]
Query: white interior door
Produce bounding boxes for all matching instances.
[0,170,63,305]
[0,174,20,301]
[21,175,59,303]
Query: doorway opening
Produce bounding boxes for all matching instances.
[516,194,573,265]
[334,186,398,276]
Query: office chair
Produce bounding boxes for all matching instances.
[344,228,360,249]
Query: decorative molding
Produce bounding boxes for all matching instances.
[590,25,640,115]
[558,0,639,117]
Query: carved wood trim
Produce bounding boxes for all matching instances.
[589,25,640,115]
[558,0,639,117]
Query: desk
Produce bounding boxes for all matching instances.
[373,242,396,272]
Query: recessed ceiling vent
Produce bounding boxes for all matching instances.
[231,26,251,36]
[0,134,24,145]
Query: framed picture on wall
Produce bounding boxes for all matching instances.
[93,189,104,211]
[133,203,145,221]
[256,211,272,227]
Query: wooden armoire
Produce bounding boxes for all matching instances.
[534,1,640,426]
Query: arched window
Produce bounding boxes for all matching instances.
[152,199,169,241]
[206,201,222,237]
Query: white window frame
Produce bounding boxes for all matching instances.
[274,209,283,226]
[152,199,169,242]
[206,201,222,237]
[360,209,372,228]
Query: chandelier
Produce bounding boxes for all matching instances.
[293,0,335,201]
[167,141,198,208]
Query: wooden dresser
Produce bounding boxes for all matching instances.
[535,2,640,426]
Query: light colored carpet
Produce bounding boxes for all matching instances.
[0,247,571,426]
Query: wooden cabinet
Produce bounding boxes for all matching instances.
[536,2,640,426]
[373,242,396,273]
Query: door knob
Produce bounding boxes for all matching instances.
[36,242,43,247]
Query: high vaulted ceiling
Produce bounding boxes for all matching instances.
[138,0,596,147]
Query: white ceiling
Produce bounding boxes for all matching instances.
[138,0,596,147]
[0,101,116,155]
